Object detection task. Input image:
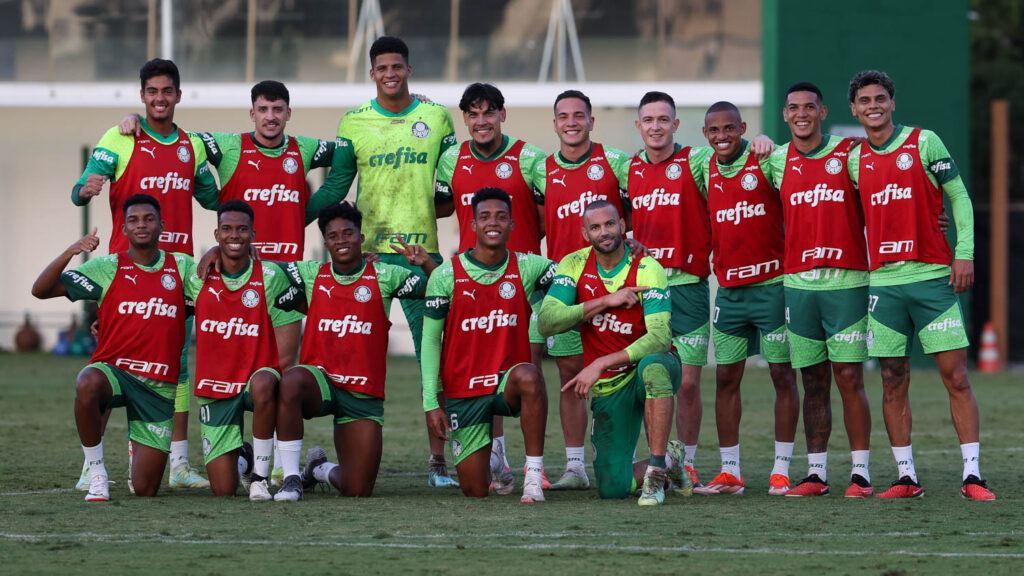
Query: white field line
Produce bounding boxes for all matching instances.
[1,532,1023,558]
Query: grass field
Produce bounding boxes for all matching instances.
[1,352,1021,575]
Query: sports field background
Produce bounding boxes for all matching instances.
[2,353,1020,574]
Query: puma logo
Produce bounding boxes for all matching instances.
[207,287,223,302]
[634,169,645,178]
[462,289,477,301]
[140,146,156,159]
[369,128,382,135]
[460,165,473,174]
[247,160,262,171]
[865,162,875,171]
[584,285,597,297]
[714,183,723,192]
[317,285,334,299]
[791,164,803,175]
[552,176,567,187]
[124,274,138,285]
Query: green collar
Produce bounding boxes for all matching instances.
[794,134,832,158]
[140,118,180,144]
[870,124,905,152]
[464,249,508,271]
[332,258,366,278]
[717,140,749,165]
[470,135,511,161]
[371,97,419,117]
[558,142,595,165]
[249,132,290,151]
[596,251,630,277]
[221,258,252,279]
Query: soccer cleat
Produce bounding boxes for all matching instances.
[521,474,545,503]
[768,474,791,495]
[76,464,91,491]
[638,466,667,506]
[961,475,996,501]
[270,467,285,488]
[301,445,328,490]
[694,472,745,495]
[85,475,109,502]
[786,474,830,497]
[428,456,460,488]
[844,474,874,498]
[666,440,689,494]
[239,441,255,492]
[523,465,551,489]
[248,477,272,501]
[169,463,211,488]
[876,476,924,499]
[489,442,514,494]
[549,465,590,490]
[274,475,304,502]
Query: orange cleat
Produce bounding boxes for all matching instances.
[768,473,791,496]
[876,476,924,499]
[693,472,745,495]
[786,474,829,497]
[961,475,995,501]
[844,474,874,498]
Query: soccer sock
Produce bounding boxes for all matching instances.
[525,455,544,478]
[807,452,827,482]
[720,444,740,478]
[493,436,510,468]
[565,446,585,470]
[277,439,303,479]
[683,444,697,470]
[272,431,282,472]
[892,444,917,482]
[772,441,794,477]
[169,440,189,469]
[252,437,273,479]
[649,454,667,469]
[851,450,870,483]
[960,442,980,481]
[314,462,338,483]
[82,441,107,480]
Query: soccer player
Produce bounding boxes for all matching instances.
[71,58,216,490]
[272,202,437,501]
[534,90,633,491]
[539,200,679,505]
[434,82,547,493]
[421,188,554,502]
[187,200,295,499]
[763,82,874,497]
[308,35,459,487]
[846,70,993,500]
[32,194,195,501]
[692,101,800,496]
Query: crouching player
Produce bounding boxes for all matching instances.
[422,188,554,502]
[32,194,194,501]
[272,202,438,500]
[189,200,295,499]
[539,200,680,505]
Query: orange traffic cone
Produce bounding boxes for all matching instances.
[978,322,1000,373]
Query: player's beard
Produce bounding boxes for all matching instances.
[592,234,622,255]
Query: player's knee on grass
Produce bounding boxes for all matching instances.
[249,371,279,407]
[131,443,167,497]
[595,454,635,499]
[641,362,673,400]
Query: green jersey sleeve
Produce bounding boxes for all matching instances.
[61,254,118,301]
[295,135,337,171]
[434,146,460,200]
[688,145,714,198]
[919,130,973,260]
[306,129,358,225]
[72,128,131,205]
[766,143,789,190]
[519,142,548,204]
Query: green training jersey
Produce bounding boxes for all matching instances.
[434,135,547,203]
[307,98,457,254]
[767,136,869,292]
[420,251,556,410]
[72,119,219,208]
[534,143,632,198]
[847,125,973,286]
[198,132,336,182]
[277,259,427,315]
[61,251,197,304]
[542,247,671,396]
[183,259,295,326]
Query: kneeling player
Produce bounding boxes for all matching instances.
[272,202,437,500]
[33,194,194,501]
[422,188,554,502]
[189,200,294,499]
[539,201,680,505]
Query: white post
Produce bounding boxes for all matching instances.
[161,0,174,60]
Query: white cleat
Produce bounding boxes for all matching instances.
[85,475,110,502]
[248,478,272,501]
[521,474,545,503]
[549,465,590,490]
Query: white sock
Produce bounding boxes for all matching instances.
[314,462,338,483]
[252,437,273,478]
[851,450,870,482]
[277,439,303,479]
[720,444,740,478]
[525,455,544,478]
[807,452,828,482]
[83,441,107,479]
[960,442,980,481]
[169,440,189,468]
[772,441,794,477]
[566,446,585,469]
[493,436,510,467]
[272,431,281,471]
[683,444,697,469]
[892,445,917,482]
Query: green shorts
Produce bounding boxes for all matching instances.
[867,277,969,356]
[85,362,176,453]
[531,305,584,357]
[528,306,544,346]
[173,315,194,413]
[444,364,525,465]
[713,282,791,365]
[297,365,384,426]
[784,285,869,369]
[380,253,442,361]
[197,367,280,464]
[669,280,710,366]
[591,353,681,499]
[273,309,304,328]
